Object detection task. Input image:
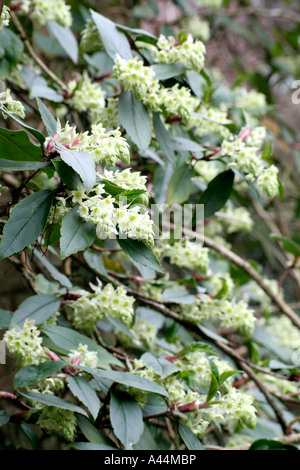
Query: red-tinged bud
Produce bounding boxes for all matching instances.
[71,354,82,366]
[45,349,61,361]
[239,128,252,141]
[0,391,17,400]
[164,355,178,363]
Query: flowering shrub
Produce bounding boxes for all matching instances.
[0,0,299,452]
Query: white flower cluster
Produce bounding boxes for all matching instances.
[241,278,281,314]
[112,55,196,120]
[3,319,47,366]
[0,88,25,119]
[193,160,220,184]
[68,343,99,369]
[101,168,148,192]
[235,87,267,112]
[151,34,206,73]
[20,0,72,28]
[0,5,10,29]
[187,104,231,140]
[132,352,257,437]
[113,54,161,111]
[67,72,105,114]
[260,315,300,348]
[205,272,235,297]
[69,280,135,333]
[258,373,299,396]
[45,121,130,167]
[159,240,210,273]
[80,19,103,53]
[181,294,255,337]
[184,17,210,42]
[90,97,119,129]
[36,405,77,442]
[220,136,279,198]
[217,206,253,233]
[72,182,154,245]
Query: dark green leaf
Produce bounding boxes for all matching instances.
[0,190,53,260]
[153,112,175,163]
[41,325,122,368]
[0,411,9,427]
[57,147,96,194]
[10,294,61,328]
[47,21,78,63]
[36,98,57,136]
[70,442,117,450]
[206,358,220,403]
[14,361,67,389]
[219,370,241,385]
[91,10,132,60]
[198,169,235,219]
[0,108,45,145]
[166,164,195,205]
[152,63,186,80]
[76,415,111,445]
[85,368,169,397]
[133,423,158,450]
[0,159,51,171]
[117,237,164,273]
[19,422,41,450]
[0,128,43,161]
[270,233,300,258]
[0,309,11,329]
[249,439,298,451]
[179,424,204,450]
[162,288,196,305]
[67,376,100,420]
[52,160,81,190]
[19,391,88,416]
[33,249,73,289]
[110,391,144,449]
[170,137,205,153]
[83,251,108,277]
[118,90,152,153]
[60,205,96,259]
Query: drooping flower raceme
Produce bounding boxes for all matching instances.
[0,5,10,29]
[159,240,210,273]
[151,34,206,73]
[68,280,135,334]
[3,319,47,366]
[0,88,26,119]
[20,0,72,28]
[67,72,105,114]
[80,19,103,53]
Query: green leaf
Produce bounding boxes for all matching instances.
[152,63,185,80]
[0,128,43,161]
[0,108,45,145]
[0,309,11,329]
[36,98,57,136]
[0,411,10,427]
[166,164,195,205]
[141,352,179,378]
[91,10,132,60]
[178,342,218,358]
[19,422,41,450]
[162,288,196,305]
[47,21,78,63]
[85,368,169,397]
[33,249,73,289]
[70,442,117,450]
[170,137,205,153]
[0,28,23,79]
[152,112,175,163]
[55,146,97,193]
[206,358,220,403]
[110,391,144,449]
[57,147,96,194]
[219,370,241,385]
[0,159,51,171]
[117,238,164,273]
[67,376,100,420]
[198,169,235,219]
[118,90,152,154]
[60,205,96,259]
[249,439,298,451]
[83,251,108,277]
[76,415,111,445]
[52,160,81,190]
[14,361,67,390]
[19,391,88,417]
[270,233,300,258]
[41,325,122,368]
[10,294,61,328]
[179,424,204,450]
[0,190,53,260]
[133,423,158,450]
